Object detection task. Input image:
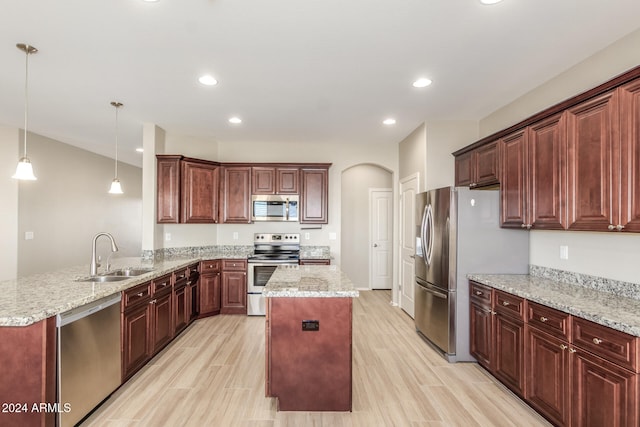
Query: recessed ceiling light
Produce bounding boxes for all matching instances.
[413,78,432,88]
[198,75,218,86]
[383,118,396,125]
[136,147,144,153]
[143,0,159,3]
[229,117,242,124]
[480,0,503,4]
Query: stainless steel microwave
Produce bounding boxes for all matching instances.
[251,195,299,222]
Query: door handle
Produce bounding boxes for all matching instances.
[373,243,378,247]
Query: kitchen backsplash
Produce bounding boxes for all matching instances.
[530,265,640,300]
[142,245,331,261]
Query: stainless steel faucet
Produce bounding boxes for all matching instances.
[90,233,119,276]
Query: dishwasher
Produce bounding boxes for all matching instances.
[57,293,122,427]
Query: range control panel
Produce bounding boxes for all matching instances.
[254,233,300,243]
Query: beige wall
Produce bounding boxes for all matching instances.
[480,28,640,284]
[0,127,20,280]
[398,123,427,189]
[17,132,142,276]
[341,164,393,288]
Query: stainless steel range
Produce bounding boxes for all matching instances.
[247,233,300,316]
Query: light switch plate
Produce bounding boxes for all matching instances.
[560,245,568,260]
[329,232,337,240]
[165,233,172,241]
[25,231,34,240]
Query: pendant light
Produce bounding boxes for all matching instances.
[12,43,38,181]
[108,101,124,194]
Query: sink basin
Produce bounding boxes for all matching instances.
[76,275,130,283]
[105,268,155,277]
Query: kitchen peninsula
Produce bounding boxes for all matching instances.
[263,265,358,411]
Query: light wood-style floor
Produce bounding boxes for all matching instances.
[82,291,551,426]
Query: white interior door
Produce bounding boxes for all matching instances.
[399,174,419,318]
[369,189,393,289]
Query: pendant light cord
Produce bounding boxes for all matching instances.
[114,105,119,179]
[23,48,30,158]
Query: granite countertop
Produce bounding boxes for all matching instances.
[468,274,640,337]
[263,265,359,298]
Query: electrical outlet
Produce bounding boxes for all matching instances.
[165,233,172,241]
[560,245,568,260]
[304,232,310,240]
[329,232,337,240]
[233,232,239,240]
[25,231,34,240]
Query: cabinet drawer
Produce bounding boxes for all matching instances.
[494,290,525,320]
[527,301,571,340]
[200,260,220,273]
[572,317,639,372]
[173,267,189,283]
[152,273,173,296]
[222,259,247,271]
[469,281,492,306]
[123,281,151,309]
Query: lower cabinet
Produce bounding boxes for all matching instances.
[221,259,247,314]
[199,260,221,317]
[470,280,640,427]
[151,289,173,353]
[122,301,152,381]
[299,259,331,265]
[174,282,189,334]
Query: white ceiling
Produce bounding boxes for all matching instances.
[1,0,640,167]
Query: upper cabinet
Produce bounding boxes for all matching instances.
[500,114,567,230]
[300,167,329,224]
[252,167,299,195]
[157,155,219,224]
[454,66,640,233]
[454,140,499,188]
[220,166,252,224]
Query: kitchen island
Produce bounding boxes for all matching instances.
[263,265,358,411]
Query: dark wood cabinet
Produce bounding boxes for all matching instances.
[174,282,188,334]
[619,78,640,232]
[470,299,493,369]
[300,167,329,224]
[566,90,620,231]
[150,274,174,353]
[157,155,181,223]
[492,290,525,397]
[122,281,152,381]
[501,115,567,230]
[220,166,252,223]
[299,259,331,265]
[199,260,221,317]
[454,141,499,188]
[221,259,247,314]
[181,159,219,223]
[252,167,299,195]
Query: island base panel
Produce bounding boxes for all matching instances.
[267,297,352,411]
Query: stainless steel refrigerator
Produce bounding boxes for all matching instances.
[414,186,529,362]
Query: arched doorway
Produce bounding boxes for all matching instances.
[340,164,393,289]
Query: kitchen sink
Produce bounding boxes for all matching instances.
[104,268,155,277]
[76,275,130,283]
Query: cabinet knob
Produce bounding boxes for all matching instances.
[521,224,527,229]
[475,291,483,296]
[592,338,603,345]
[608,224,615,231]
[559,344,568,351]
[491,310,497,315]
[540,316,548,322]
[568,348,577,354]
[616,224,625,231]
[502,301,510,306]
[137,292,144,297]
[526,224,532,230]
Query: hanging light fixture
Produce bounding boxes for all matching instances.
[108,101,124,194]
[12,43,38,181]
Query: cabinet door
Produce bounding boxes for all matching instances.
[181,160,219,223]
[221,271,247,314]
[619,79,640,232]
[475,141,499,186]
[455,151,474,187]
[529,114,567,229]
[252,167,276,194]
[199,272,221,316]
[526,327,570,427]
[572,348,638,427]
[493,314,525,397]
[157,156,181,223]
[174,285,189,335]
[151,292,173,354]
[300,168,329,224]
[470,302,493,370]
[276,168,299,194]
[221,166,252,223]
[122,304,151,381]
[566,91,619,231]
[500,129,528,228]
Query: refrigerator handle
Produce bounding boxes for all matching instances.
[422,204,434,266]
